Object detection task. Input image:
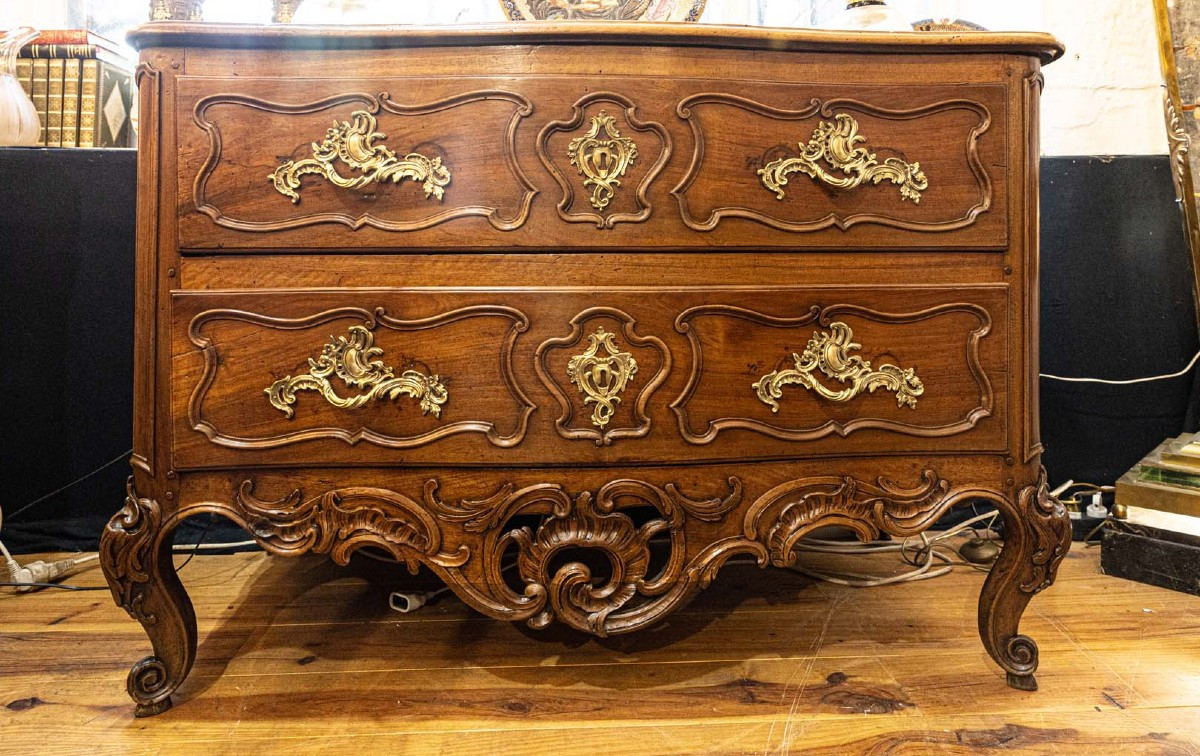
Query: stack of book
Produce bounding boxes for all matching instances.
[13,30,136,148]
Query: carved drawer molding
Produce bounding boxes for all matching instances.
[671,300,994,445]
[185,304,535,452]
[536,92,671,229]
[191,90,537,234]
[670,93,995,235]
[535,307,672,445]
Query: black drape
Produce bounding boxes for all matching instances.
[1,149,1196,552]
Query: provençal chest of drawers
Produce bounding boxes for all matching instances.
[100,21,1069,716]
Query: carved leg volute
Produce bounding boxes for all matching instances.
[977,469,1071,691]
[100,479,198,717]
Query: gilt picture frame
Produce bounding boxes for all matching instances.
[1155,0,1200,332]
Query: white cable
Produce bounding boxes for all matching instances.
[789,510,1000,587]
[791,548,955,587]
[1,503,263,593]
[1050,479,1074,498]
[1,505,27,585]
[1039,349,1200,385]
[1,503,104,592]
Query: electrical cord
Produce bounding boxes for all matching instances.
[4,448,133,523]
[1050,480,1116,547]
[1,503,104,593]
[355,547,461,613]
[0,448,136,593]
[1040,349,1200,385]
[785,509,1001,588]
[189,540,259,550]
[367,509,1005,614]
[1082,519,1110,547]
[0,582,108,591]
[1054,481,1115,508]
[1,497,258,594]
[173,516,215,573]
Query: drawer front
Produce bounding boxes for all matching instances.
[175,73,1009,250]
[171,286,1008,469]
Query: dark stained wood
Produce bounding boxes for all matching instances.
[128,21,1064,61]
[1102,519,1200,597]
[100,23,1067,717]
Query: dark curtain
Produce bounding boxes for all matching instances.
[1,150,1196,552]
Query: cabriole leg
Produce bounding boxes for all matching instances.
[99,479,197,717]
[977,470,1071,691]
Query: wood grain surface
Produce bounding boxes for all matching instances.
[168,285,1009,467]
[5,544,1198,754]
[171,58,1012,250]
[109,24,1062,716]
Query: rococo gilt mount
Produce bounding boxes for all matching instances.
[103,21,1065,716]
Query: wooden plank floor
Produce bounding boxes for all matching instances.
[2,540,1198,755]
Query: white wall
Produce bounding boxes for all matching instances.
[1040,0,1167,155]
[1,0,1169,155]
[703,0,1169,156]
[0,0,73,29]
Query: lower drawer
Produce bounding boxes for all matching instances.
[170,284,1009,469]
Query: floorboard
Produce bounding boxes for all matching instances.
[1,541,1198,754]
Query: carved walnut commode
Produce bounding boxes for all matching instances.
[101,21,1068,716]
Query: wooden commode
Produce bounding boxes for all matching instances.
[100,21,1069,716]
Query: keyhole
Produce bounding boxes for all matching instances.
[592,362,613,392]
[592,147,613,178]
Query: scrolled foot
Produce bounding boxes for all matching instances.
[1003,635,1040,690]
[1004,633,1039,675]
[976,470,1069,689]
[134,698,173,718]
[128,656,176,717]
[101,480,198,716]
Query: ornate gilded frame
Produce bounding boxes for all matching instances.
[1155,0,1200,336]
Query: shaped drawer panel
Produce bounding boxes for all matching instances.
[170,285,1008,469]
[670,293,1003,447]
[171,291,535,469]
[173,72,1010,250]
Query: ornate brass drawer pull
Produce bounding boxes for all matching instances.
[568,111,638,211]
[269,110,451,204]
[753,322,923,411]
[758,113,928,203]
[266,325,448,418]
[566,326,638,429]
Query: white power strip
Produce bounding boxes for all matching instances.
[0,503,102,591]
[3,552,100,592]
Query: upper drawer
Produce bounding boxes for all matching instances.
[174,75,1010,250]
[170,285,1008,470]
